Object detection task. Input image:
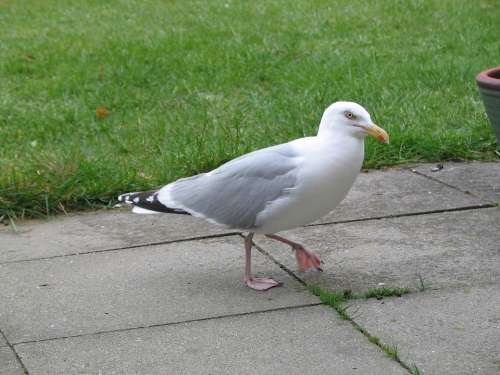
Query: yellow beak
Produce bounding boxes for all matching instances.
[364,123,390,144]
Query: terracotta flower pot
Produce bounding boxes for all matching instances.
[476,66,500,143]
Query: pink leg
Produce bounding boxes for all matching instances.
[244,233,282,291]
[266,234,322,272]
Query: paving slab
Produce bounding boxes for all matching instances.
[14,305,407,375]
[0,347,24,375]
[351,286,500,375]
[0,209,232,263]
[413,162,500,204]
[255,208,500,292]
[0,236,317,344]
[317,167,485,224]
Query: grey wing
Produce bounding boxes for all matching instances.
[161,143,299,229]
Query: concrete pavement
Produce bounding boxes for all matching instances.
[0,162,498,374]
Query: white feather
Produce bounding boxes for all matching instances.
[132,206,161,214]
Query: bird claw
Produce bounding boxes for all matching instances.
[295,247,322,272]
[245,277,282,291]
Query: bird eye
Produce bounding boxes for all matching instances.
[344,111,355,120]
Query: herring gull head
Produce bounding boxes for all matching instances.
[318,101,389,144]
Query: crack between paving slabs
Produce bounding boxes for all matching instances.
[408,168,498,205]
[251,235,421,374]
[1,328,30,374]
[0,231,241,266]
[305,203,497,228]
[11,303,322,347]
[2,204,496,267]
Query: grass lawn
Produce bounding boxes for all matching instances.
[1,0,499,219]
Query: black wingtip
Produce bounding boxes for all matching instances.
[118,190,190,215]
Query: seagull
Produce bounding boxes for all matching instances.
[118,101,389,291]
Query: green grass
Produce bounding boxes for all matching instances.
[311,286,410,301]
[384,343,400,361]
[411,364,423,375]
[309,285,351,319]
[309,284,422,373]
[1,0,499,219]
[360,287,410,299]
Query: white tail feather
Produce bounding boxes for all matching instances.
[132,206,161,214]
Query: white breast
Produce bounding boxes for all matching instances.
[254,135,364,234]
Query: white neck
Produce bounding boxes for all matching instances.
[317,114,333,137]
[313,126,365,172]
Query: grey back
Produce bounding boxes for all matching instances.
[169,144,299,229]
